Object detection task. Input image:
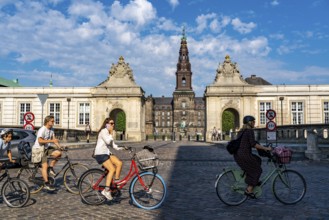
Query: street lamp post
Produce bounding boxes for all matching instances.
[279,97,284,125]
[67,98,71,130]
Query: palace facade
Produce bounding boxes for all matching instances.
[1,32,329,142]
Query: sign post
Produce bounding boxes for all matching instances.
[37,94,48,127]
[266,109,277,143]
[23,112,35,131]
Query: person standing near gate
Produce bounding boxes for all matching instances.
[85,122,91,143]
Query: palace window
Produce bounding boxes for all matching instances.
[167,121,170,127]
[324,102,329,124]
[0,103,2,124]
[291,102,304,124]
[182,102,186,108]
[49,103,61,125]
[79,103,90,125]
[19,103,31,125]
[259,102,272,125]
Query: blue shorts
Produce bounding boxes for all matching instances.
[95,154,110,165]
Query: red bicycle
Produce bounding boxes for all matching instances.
[78,146,167,210]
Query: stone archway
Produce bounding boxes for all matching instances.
[110,108,126,140]
[222,108,240,139]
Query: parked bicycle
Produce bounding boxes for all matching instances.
[16,142,88,194]
[78,146,167,210]
[0,158,30,208]
[215,145,306,206]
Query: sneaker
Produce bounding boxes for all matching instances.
[48,167,56,176]
[101,189,113,201]
[44,183,56,191]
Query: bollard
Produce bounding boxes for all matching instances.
[305,130,323,160]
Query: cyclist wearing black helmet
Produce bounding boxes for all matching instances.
[0,129,16,169]
[234,115,272,198]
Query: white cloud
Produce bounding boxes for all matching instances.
[269,33,284,40]
[1,0,327,97]
[168,0,179,9]
[195,13,216,33]
[110,0,156,27]
[271,0,279,6]
[231,18,257,34]
[156,17,180,32]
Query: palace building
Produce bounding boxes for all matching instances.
[1,31,329,142]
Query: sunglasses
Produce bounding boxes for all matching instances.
[109,122,115,125]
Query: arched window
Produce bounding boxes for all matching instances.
[182,77,186,86]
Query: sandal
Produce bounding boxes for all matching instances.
[244,190,257,199]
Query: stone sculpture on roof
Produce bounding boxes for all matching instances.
[98,56,137,87]
[213,55,248,85]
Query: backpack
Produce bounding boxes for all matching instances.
[17,141,32,166]
[226,130,245,155]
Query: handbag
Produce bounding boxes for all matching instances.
[226,130,245,155]
[31,146,45,163]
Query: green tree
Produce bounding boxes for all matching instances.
[115,111,126,132]
[222,110,234,133]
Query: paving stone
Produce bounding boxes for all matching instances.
[0,141,328,219]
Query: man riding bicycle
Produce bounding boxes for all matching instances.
[32,115,62,191]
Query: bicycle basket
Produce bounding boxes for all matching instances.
[273,146,292,164]
[135,147,159,170]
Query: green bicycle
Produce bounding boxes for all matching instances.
[215,147,306,206]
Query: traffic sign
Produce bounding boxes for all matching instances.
[23,123,35,130]
[266,121,277,131]
[267,131,277,141]
[266,109,276,120]
[24,112,35,123]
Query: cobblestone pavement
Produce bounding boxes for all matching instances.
[1,141,328,220]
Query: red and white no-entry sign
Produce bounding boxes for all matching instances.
[24,112,35,123]
[23,112,35,131]
[266,109,276,120]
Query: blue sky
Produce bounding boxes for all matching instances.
[0,0,328,97]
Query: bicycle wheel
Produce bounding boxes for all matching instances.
[78,169,106,205]
[129,172,167,210]
[215,170,247,206]
[2,178,30,208]
[272,169,306,205]
[16,167,44,194]
[63,163,89,194]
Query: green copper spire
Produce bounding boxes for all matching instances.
[181,26,186,40]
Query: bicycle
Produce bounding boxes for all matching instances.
[215,146,307,206]
[16,146,88,194]
[78,146,167,210]
[0,158,30,208]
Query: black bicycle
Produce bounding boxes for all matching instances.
[16,146,88,194]
[0,158,30,208]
